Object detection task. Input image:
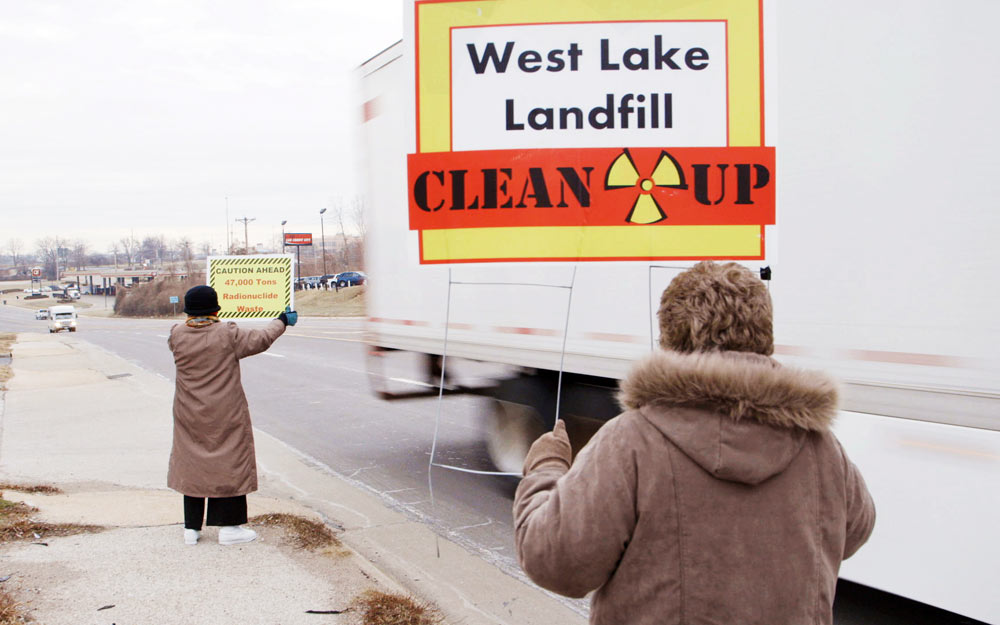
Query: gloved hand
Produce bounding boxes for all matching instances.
[278,306,298,326]
[522,419,572,475]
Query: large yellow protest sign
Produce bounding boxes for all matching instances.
[407,0,775,263]
[207,255,293,319]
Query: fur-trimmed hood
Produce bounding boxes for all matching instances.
[618,350,840,484]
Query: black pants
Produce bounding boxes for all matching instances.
[183,495,247,530]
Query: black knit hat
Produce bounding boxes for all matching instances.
[183,285,221,316]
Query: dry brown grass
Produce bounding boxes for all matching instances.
[353,590,443,625]
[0,486,93,624]
[0,484,61,495]
[0,335,13,390]
[294,285,366,317]
[0,498,101,544]
[249,513,342,551]
[0,588,31,625]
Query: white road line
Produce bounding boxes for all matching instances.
[156,334,169,338]
[261,352,286,358]
[389,377,435,388]
[284,332,366,343]
[321,330,365,335]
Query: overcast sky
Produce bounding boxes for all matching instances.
[0,0,402,255]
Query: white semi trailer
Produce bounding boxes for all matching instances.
[359,2,999,622]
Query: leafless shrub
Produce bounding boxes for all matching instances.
[250,513,342,551]
[353,590,443,625]
[114,275,205,317]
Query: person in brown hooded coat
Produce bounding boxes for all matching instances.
[167,285,295,546]
[514,261,875,625]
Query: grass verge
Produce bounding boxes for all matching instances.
[249,513,344,552]
[0,487,101,624]
[294,286,366,317]
[0,484,61,495]
[353,590,443,625]
[0,332,14,390]
[0,589,30,625]
[0,493,101,544]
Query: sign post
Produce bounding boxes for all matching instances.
[206,254,294,319]
[169,295,179,316]
[282,233,313,287]
[30,266,42,295]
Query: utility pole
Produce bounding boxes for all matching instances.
[235,217,255,254]
[319,208,327,276]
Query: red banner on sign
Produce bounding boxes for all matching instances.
[284,233,313,246]
[407,147,774,230]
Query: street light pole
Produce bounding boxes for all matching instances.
[281,220,287,254]
[319,208,327,277]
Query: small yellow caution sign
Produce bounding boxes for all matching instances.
[207,255,294,319]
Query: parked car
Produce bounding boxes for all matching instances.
[35,309,49,320]
[296,276,322,289]
[335,271,367,288]
[319,274,338,286]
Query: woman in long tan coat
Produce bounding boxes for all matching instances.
[167,285,294,546]
[514,262,876,625]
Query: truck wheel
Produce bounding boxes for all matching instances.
[485,399,547,474]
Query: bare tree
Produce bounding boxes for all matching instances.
[199,241,212,258]
[109,243,121,269]
[88,252,110,266]
[70,240,89,269]
[7,238,23,270]
[36,236,65,279]
[349,196,366,270]
[175,237,195,274]
[334,202,350,268]
[350,196,367,240]
[140,235,167,267]
[119,235,139,268]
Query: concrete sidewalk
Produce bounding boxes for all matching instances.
[0,333,586,625]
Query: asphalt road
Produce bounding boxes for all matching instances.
[0,302,986,625]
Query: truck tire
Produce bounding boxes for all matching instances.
[486,399,547,474]
[485,372,618,473]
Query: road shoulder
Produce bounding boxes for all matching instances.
[0,332,585,625]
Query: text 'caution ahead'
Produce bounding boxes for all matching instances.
[208,255,293,319]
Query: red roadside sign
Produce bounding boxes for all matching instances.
[284,233,313,246]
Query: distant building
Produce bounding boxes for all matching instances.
[63,268,168,295]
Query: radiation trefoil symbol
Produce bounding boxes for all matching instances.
[604,149,688,224]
